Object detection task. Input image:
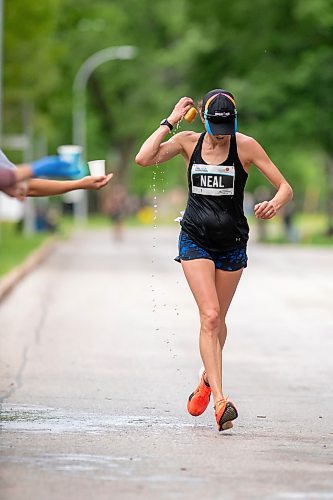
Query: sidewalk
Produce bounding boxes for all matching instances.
[0,227,332,499]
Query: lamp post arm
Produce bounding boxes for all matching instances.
[73,46,137,93]
[71,45,137,225]
[72,45,137,151]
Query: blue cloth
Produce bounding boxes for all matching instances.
[31,156,80,178]
[175,230,247,271]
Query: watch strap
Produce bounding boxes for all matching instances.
[160,119,174,131]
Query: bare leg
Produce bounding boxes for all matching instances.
[181,259,223,404]
[215,268,243,396]
[202,270,243,391]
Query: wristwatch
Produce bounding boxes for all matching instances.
[160,118,174,131]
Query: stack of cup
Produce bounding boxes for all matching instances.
[57,145,83,170]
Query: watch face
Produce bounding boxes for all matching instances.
[160,119,173,130]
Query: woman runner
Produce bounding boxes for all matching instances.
[135,89,293,432]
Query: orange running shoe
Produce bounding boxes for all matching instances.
[187,367,211,416]
[214,398,238,431]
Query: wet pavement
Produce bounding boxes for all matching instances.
[0,227,333,499]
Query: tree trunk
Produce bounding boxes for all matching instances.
[88,75,114,134]
[88,76,135,191]
[115,137,136,188]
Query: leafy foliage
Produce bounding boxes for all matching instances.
[3,0,333,228]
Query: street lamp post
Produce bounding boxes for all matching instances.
[72,45,137,223]
[73,45,137,150]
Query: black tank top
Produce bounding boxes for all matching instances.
[180,132,249,252]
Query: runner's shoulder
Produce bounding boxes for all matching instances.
[236,132,261,153]
[236,132,257,146]
[172,130,200,146]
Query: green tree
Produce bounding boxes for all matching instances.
[4,0,63,160]
[4,0,333,235]
[187,0,333,232]
[45,0,199,194]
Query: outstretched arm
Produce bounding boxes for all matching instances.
[135,96,193,167]
[245,138,293,219]
[1,156,81,194]
[0,165,37,190]
[27,174,113,197]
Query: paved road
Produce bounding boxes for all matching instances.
[0,227,332,500]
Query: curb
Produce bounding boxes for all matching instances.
[0,236,59,303]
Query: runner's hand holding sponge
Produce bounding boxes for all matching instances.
[184,107,197,123]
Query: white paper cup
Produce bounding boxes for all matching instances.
[57,145,82,168]
[88,160,105,177]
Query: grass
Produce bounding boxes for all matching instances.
[0,223,52,276]
[257,213,333,245]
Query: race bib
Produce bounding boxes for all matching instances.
[191,163,235,196]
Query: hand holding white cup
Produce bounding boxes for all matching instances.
[88,160,106,177]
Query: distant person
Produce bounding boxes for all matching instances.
[35,205,58,233]
[0,148,113,199]
[103,184,128,241]
[136,89,293,432]
[282,200,298,242]
[253,186,272,242]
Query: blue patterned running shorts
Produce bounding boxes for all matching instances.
[175,231,248,271]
